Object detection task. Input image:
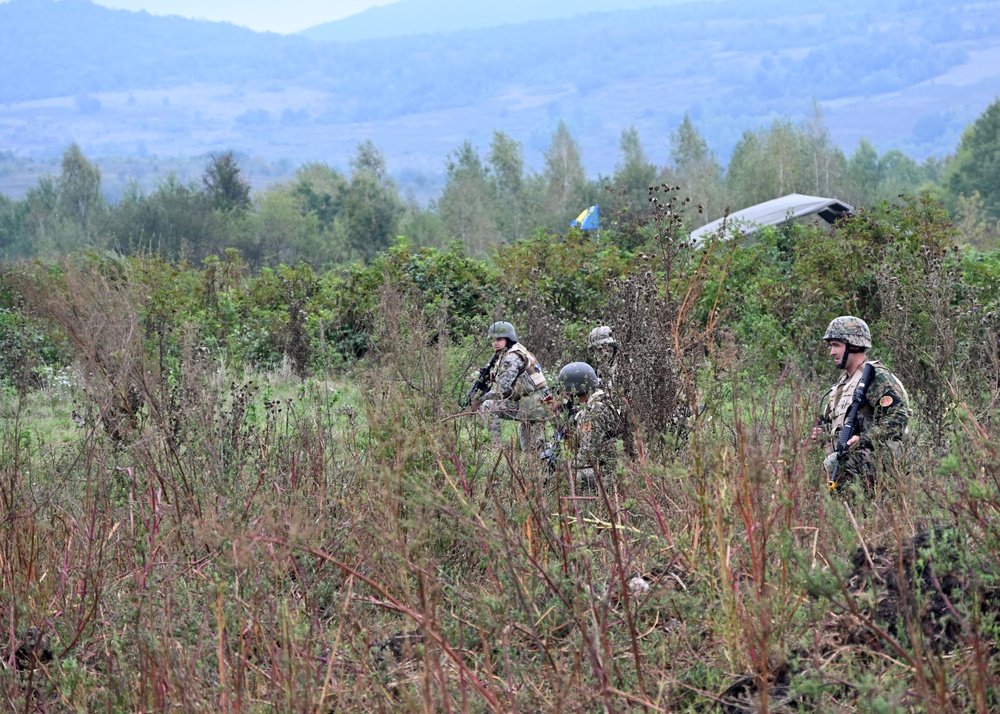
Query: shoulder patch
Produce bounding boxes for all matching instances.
[879,395,894,408]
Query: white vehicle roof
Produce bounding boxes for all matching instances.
[690,193,853,244]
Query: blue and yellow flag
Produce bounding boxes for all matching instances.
[571,205,599,231]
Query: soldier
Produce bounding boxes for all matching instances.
[479,321,552,452]
[812,316,910,492]
[587,325,620,391]
[586,324,640,457]
[554,362,623,492]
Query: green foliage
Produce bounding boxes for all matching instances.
[542,120,591,226]
[337,141,404,263]
[946,96,1000,219]
[56,142,104,240]
[727,117,850,211]
[237,185,322,269]
[108,174,225,262]
[670,114,724,225]
[290,161,348,234]
[0,193,30,259]
[697,194,1000,390]
[438,140,497,256]
[494,227,633,317]
[316,240,500,361]
[0,306,69,390]
[201,151,251,214]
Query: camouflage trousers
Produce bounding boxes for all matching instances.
[481,389,552,452]
[828,440,907,494]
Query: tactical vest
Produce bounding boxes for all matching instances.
[824,360,909,437]
[494,342,547,398]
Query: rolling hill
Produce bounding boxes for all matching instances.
[0,0,998,199]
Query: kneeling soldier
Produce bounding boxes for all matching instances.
[479,321,552,452]
[555,362,622,492]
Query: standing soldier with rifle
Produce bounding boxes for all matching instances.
[468,321,552,453]
[812,316,910,493]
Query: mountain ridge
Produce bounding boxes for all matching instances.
[1,0,998,199]
[299,0,695,42]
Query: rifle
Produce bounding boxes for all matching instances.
[542,429,565,472]
[828,362,875,491]
[461,350,500,408]
[542,400,577,472]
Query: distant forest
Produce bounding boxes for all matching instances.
[2,95,998,266]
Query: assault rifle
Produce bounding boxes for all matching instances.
[462,351,500,408]
[828,362,875,491]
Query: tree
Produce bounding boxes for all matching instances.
[727,119,817,210]
[109,174,221,261]
[21,176,60,255]
[0,194,30,259]
[878,150,923,199]
[487,131,529,242]
[290,162,348,234]
[202,151,251,214]
[337,141,403,262]
[239,185,321,268]
[670,115,723,225]
[845,139,881,207]
[438,140,497,256]
[804,100,847,199]
[613,126,658,207]
[953,191,1000,250]
[543,121,587,221]
[946,97,1000,219]
[56,143,104,241]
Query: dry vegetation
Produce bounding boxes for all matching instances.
[2,200,1000,712]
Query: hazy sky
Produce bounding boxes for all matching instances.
[90,0,399,33]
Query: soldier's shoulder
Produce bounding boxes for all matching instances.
[867,363,906,399]
[869,362,903,386]
[501,350,526,366]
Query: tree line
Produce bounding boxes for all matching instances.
[1,99,999,266]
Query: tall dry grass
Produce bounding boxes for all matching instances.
[1,260,998,712]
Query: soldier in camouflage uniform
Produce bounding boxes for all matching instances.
[587,325,621,391]
[812,316,910,492]
[554,362,623,492]
[479,321,552,452]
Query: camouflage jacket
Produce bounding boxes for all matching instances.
[820,359,910,455]
[593,348,620,392]
[489,343,547,400]
[569,389,622,474]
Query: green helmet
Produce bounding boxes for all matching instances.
[587,325,616,349]
[557,362,601,397]
[486,321,517,344]
[823,316,872,349]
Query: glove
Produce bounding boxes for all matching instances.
[822,451,838,476]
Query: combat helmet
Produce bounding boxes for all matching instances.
[587,325,617,349]
[823,316,872,349]
[486,321,518,344]
[557,362,601,397]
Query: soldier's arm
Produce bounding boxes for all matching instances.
[494,353,526,398]
[858,373,908,448]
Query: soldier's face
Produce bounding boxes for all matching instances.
[827,340,847,364]
[492,337,507,351]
